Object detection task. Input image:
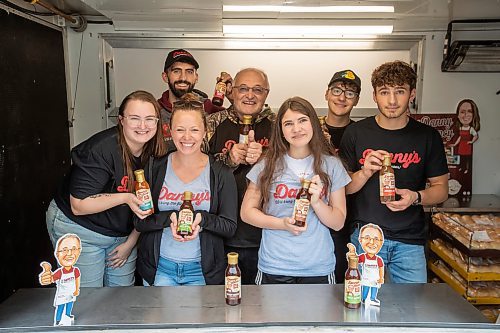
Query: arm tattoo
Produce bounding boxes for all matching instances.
[89,194,112,199]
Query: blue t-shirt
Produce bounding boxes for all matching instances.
[247,153,351,277]
[158,154,211,263]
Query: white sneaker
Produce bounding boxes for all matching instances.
[368,299,380,306]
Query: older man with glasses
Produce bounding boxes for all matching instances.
[206,68,275,285]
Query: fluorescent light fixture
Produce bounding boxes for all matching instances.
[223,5,394,13]
[223,25,394,36]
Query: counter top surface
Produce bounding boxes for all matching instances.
[0,283,491,330]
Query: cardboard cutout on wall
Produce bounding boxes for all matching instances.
[347,223,385,307]
[39,233,82,326]
[412,99,480,198]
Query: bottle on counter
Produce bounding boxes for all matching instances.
[134,169,154,214]
[225,252,241,306]
[239,115,253,144]
[293,179,312,227]
[176,191,194,236]
[344,253,361,309]
[379,155,396,203]
[212,71,228,107]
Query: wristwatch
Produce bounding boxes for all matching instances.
[412,191,422,206]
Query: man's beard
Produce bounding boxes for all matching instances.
[168,80,195,98]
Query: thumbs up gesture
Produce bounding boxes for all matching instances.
[39,261,54,285]
[245,130,263,165]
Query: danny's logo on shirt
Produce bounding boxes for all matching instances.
[159,187,210,206]
[359,149,422,169]
[220,137,270,154]
[117,176,130,192]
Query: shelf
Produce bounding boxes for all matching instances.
[429,261,500,305]
[430,223,500,258]
[430,242,500,281]
[429,261,466,295]
[425,194,500,213]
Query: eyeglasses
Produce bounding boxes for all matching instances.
[122,116,159,128]
[173,100,204,110]
[329,87,359,99]
[360,236,382,243]
[57,246,81,255]
[233,85,269,96]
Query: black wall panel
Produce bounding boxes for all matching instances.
[0,10,70,302]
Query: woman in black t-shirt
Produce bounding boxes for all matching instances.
[46,90,167,287]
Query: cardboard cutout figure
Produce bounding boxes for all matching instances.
[451,99,480,178]
[39,233,82,326]
[347,223,385,307]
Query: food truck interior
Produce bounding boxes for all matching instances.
[1,0,499,324]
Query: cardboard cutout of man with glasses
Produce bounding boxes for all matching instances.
[39,233,82,326]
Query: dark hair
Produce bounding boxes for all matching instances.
[456,99,480,131]
[329,80,360,94]
[258,96,335,210]
[118,90,167,192]
[371,60,417,90]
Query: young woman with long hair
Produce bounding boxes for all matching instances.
[241,96,350,284]
[46,90,166,287]
[135,93,237,286]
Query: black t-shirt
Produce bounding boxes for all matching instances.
[208,112,274,248]
[54,127,140,237]
[339,116,448,244]
[325,119,355,151]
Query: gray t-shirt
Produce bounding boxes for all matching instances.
[247,154,350,277]
[158,154,211,262]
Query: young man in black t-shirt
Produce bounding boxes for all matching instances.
[323,69,360,283]
[340,61,449,283]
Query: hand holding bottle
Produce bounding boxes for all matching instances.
[170,212,202,242]
[282,216,307,236]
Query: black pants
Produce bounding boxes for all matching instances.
[224,246,259,285]
[256,271,335,285]
[331,227,351,283]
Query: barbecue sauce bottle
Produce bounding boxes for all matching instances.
[344,254,361,309]
[225,252,241,306]
[176,191,194,236]
[212,71,228,107]
[379,155,396,203]
[134,169,154,214]
[293,179,312,227]
[239,115,253,144]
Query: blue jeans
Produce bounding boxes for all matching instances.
[46,200,136,287]
[144,256,205,286]
[350,227,427,283]
[55,302,73,322]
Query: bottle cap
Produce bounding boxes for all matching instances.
[383,155,392,165]
[318,116,326,125]
[134,169,145,182]
[348,253,359,267]
[227,252,239,264]
[301,179,312,188]
[183,191,193,200]
[242,115,253,124]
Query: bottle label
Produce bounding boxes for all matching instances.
[293,198,310,223]
[344,279,361,304]
[225,276,241,299]
[214,82,226,99]
[239,134,249,144]
[177,209,193,233]
[136,189,153,211]
[379,173,395,197]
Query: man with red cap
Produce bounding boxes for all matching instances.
[158,49,231,146]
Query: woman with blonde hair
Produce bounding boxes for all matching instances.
[135,93,237,286]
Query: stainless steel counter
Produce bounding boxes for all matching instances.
[0,283,494,331]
